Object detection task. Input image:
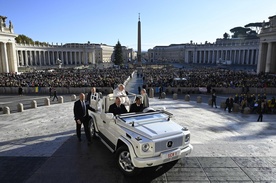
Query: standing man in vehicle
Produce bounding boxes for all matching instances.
[141,89,149,108]
[86,87,99,110]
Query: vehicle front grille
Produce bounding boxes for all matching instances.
[155,136,183,153]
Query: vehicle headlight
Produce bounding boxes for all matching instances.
[142,143,150,152]
[185,134,190,142]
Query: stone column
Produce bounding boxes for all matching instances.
[24,50,27,66]
[16,50,20,67]
[48,51,51,65]
[212,50,215,64]
[74,52,77,65]
[199,50,202,63]
[79,52,82,64]
[9,42,18,73]
[70,51,73,65]
[257,43,264,73]
[52,51,54,65]
[34,51,37,65]
[29,51,33,66]
[265,42,272,73]
[19,50,23,66]
[65,51,68,65]
[1,43,9,73]
[246,49,250,64]
[193,50,197,63]
[43,51,46,65]
[250,49,254,65]
[61,51,64,65]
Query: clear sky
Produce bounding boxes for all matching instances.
[1,0,276,51]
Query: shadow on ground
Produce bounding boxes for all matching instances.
[24,135,175,183]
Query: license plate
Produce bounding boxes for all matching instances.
[168,151,178,158]
[162,149,180,159]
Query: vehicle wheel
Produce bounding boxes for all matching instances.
[89,118,96,139]
[116,145,141,176]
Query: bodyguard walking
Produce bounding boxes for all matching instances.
[74,93,95,145]
[52,88,58,101]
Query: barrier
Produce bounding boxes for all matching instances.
[243,107,251,114]
[71,94,77,101]
[173,93,177,100]
[149,88,154,98]
[161,92,166,99]
[58,96,64,103]
[220,102,226,109]
[208,98,212,106]
[184,94,190,101]
[233,103,240,113]
[31,100,37,108]
[197,96,202,103]
[17,103,24,112]
[3,106,10,114]
[44,98,50,106]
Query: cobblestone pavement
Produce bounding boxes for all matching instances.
[0,72,276,183]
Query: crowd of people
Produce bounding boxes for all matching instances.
[140,66,276,89]
[0,67,134,88]
[0,66,275,90]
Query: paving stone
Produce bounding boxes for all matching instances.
[197,157,239,168]
[203,167,252,182]
[177,157,202,168]
[166,168,209,182]
[242,167,276,182]
[232,157,276,167]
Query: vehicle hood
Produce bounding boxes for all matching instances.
[133,121,183,139]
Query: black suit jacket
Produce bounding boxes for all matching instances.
[74,100,95,121]
[129,103,144,113]
[108,103,127,115]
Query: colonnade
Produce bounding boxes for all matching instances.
[16,48,95,67]
[187,48,258,65]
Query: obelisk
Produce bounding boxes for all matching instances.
[137,13,141,65]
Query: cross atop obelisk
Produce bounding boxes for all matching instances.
[137,13,142,66]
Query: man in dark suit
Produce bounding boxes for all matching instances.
[129,96,144,113]
[108,97,127,115]
[74,93,95,145]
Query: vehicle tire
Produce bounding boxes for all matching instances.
[116,145,141,176]
[89,118,96,139]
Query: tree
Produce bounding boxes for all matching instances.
[15,34,34,44]
[230,27,251,38]
[114,41,123,65]
[223,32,230,39]
[245,22,269,34]
[15,34,49,46]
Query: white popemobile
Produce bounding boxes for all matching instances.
[88,93,193,176]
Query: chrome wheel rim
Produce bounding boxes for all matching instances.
[90,121,95,136]
[118,150,134,172]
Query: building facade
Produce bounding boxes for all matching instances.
[0,16,18,73]
[148,14,276,71]
[257,15,276,73]
[148,39,259,65]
